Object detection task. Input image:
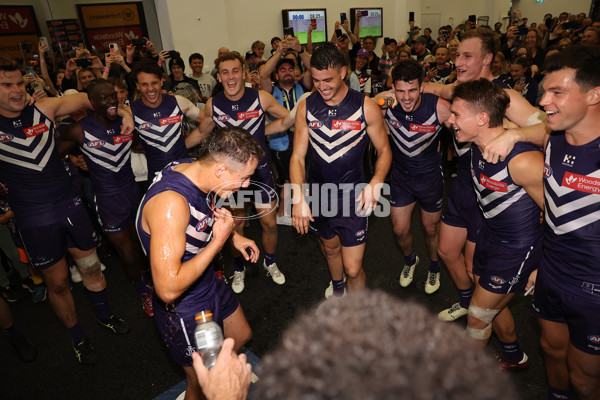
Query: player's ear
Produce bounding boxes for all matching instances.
[214,162,227,178]
[478,111,489,127]
[586,85,600,106]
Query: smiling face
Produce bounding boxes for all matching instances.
[510,64,526,81]
[525,31,537,48]
[435,47,449,65]
[447,98,480,143]
[355,55,368,71]
[136,71,164,106]
[215,157,258,198]
[218,59,245,100]
[0,70,26,118]
[190,58,203,75]
[170,64,184,80]
[311,65,347,104]
[455,38,491,82]
[393,79,423,113]
[90,83,118,122]
[539,68,592,132]
[79,70,95,89]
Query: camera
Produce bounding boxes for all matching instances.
[384,37,390,46]
[248,63,257,73]
[442,31,449,41]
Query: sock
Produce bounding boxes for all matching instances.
[233,256,244,272]
[458,287,473,309]
[404,252,416,267]
[332,279,345,296]
[85,288,111,321]
[500,339,524,362]
[264,252,276,267]
[67,322,86,344]
[2,324,22,342]
[429,260,440,273]
[133,270,152,296]
[547,386,571,400]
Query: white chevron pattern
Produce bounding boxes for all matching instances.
[80,129,132,173]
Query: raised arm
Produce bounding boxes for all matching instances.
[259,46,282,94]
[143,192,232,303]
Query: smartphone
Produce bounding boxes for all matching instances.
[25,66,35,76]
[32,80,44,93]
[562,21,577,30]
[311,18,317,26]
[39,36,48,49]
[283,27,294,38]
[132,38,146,49]
[545,17,554,29]
[361,10,368,17]
[429,62,437,70]
[517,77,526,84]
[109,42,119,57]
[75,58,92,68]
[409,12,415,22]
[517,25,529,35]
[468,15,476,23]
[167,50,179,59]
[442,31,448,41]
[340,12,347,23]
[335,28,343,38]
[248,63,257,73]
[384,37,390,46]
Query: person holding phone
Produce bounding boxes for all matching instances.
[506,57,537,106]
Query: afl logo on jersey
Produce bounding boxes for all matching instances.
[490,275,505,285]
[0,134,14,142]
[217,114,230,122]
[138,122,152,130]
[588,335,600,344]
[388,120,400,128]
[543,163,552,178]
[196,216,209,232]
[309,121,323,129]
[86,140,105,148]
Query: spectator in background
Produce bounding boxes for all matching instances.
[448,38,459,64]
[168,57,201,95]
[507,57,537,106]
[210,46,230,79]
[412,37,432,62]
[270,37,281,55]
[524,29,545,71]
[349,48,372,96]
[423,28,437,50]
[426,46,456,84]
[491,52,508,81]
[252,40,266,60]
[188,53,217,102]
[378,38,398,83]
[581,27,600,45]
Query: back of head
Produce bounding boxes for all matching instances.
[132,58,164,83]
[544,45,600,91]
[310,42,347,71]
[453,78,510,128]
[461,26,500,57]
[255,289,519,400]
[391,59,424,85]
[195,126,264,168]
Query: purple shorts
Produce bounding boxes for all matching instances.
[19,195,98,269]
[474,235,541,294]
[233,159,277,206]
[152,276,239,366]
[441,180,483,243]
[93,183,141,235]
[309,205,368,248]
[533,266,600,355]
[389,166,443,213]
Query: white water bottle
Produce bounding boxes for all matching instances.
[194,310,224,369]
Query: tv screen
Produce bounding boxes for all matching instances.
[282,9,327,45]
[350,8,383,38]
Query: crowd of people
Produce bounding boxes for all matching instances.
[0,7,599,400]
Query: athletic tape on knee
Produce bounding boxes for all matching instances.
[74,250,102,276]
[468,304,501,324]
[525,110,546,127]
[466,324,492,340]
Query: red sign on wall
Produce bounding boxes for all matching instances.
[0,6,38,34]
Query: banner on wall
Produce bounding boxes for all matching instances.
[76,2,148,52]
[0,5,41,59]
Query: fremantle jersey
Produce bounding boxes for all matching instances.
[542,132,600,283]
[137,159,217,309]
[212,88,268,157]
[131,94,188,177]
[454,135,473,188]
[471,142,543,246]
[305,88,368,185]
[384,93,442,173]
[0,105,76,227]
[79,114,135,195]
